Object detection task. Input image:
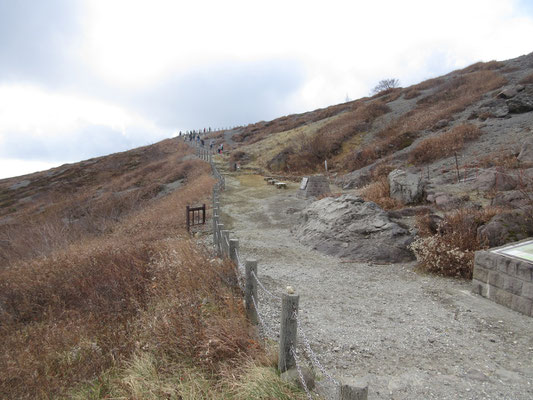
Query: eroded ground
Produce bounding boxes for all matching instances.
[219,170,533,400]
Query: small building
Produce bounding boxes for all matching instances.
[299,175,330,198]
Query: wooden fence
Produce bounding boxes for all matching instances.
[186,204,206,232]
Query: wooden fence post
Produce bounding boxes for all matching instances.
[202,204,206,224]
[216,223,224,255]
[221,230,229,256]
[229,239,239,263]
[337,382,368,400]
[278,292,299,373]
[213,213,218,245]
[186,205,190,232]
[245,260,258,324]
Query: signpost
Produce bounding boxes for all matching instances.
[493,240,533,263]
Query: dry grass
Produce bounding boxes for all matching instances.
[278,101,391,173]
[411,77,444,91]
[360,176,402,210]
[0,141,304,399]
[476,149,524,169]
[341,70,506,170]
[456,60,504,74]
[233,101,355,144]
[403,88,421,99]
[408,124,482,165]
[411,207,503,278]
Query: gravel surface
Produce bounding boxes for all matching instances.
[218,172,533,400]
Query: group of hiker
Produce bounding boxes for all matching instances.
[183,131,224,154]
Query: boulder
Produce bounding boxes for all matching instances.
[497,87,518,99]
[478,98,509,118]
[341,166,372,189]
[507,88,533,113]
[293,194,414,263]
[267,148,294,172]
[477,210,533,247]
[491,190,531,208]
[434,192,458,208]
[517,139,533,163]
[280,367,315,391]
[388,169,425,204]
[473,169,519,191]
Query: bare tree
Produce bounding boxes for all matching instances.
[371,78,400,95]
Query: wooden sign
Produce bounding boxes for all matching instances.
[300,177,309,190]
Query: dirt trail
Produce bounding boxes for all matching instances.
[219,171,533,400]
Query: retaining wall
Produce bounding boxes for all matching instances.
[472,242,533,317]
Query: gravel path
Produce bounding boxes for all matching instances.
[219,172,533,400]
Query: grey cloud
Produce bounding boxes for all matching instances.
[0,0,84,86]
[0,123,150,162]
[125,59,306,131]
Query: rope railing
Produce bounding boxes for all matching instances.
[251,270,282,301]
[295,312,339,387]
[251,294,278,340]
[291,345,313,400]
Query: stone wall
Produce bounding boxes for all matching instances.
[472,243,533,317]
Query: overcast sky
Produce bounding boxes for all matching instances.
[1,0,533,179]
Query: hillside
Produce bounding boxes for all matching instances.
[224,53,533,181]
[3,51,533,399]
[0,141,307,399]
[210,51,533,278]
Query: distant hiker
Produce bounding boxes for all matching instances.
[200,139,204,146]
[209,139,214,150]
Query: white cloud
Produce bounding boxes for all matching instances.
[0,84,163,140]
[1,0,533,178]
[0,159,61,180]
[81,0,533,109]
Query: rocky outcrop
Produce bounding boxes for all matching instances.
[388,169,425,204]
[473,169,519,191]
[491,190,531,208]
[293,194,414,262]
[477,210,533,247]
[517,138,533,164]
[340,165,372,189]
[267,148,294,171]
[476,98,509,118]
[507,87,533,114]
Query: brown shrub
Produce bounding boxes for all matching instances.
[370,162,396,179]
[403,89,421,99]
[411,207,502,278]
[412,77,444,91]
[360,176,401,210]
[229,150,249,164]
[0,142,241,399]
[137,240,258,371]
[340,71,505,171]
[233,101,355,144]
[520,72,533,85]
[281,101,390,173]
[408,124,482,165]
[457,60,504,73]
[476,149,522,169]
